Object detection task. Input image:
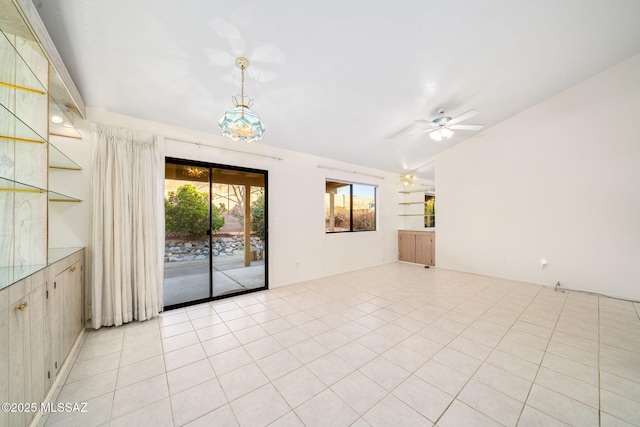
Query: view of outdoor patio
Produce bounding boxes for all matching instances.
[163,162,266,307]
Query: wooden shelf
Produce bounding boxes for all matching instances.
[399,187,435,194]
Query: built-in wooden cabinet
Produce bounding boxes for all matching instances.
[0,248,84,427]
[398,230,435,266]
[0,2,85,425]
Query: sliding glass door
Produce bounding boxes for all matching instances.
[164,159,267,309]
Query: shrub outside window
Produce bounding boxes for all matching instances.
[325,180,376,232]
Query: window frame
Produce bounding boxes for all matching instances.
[325,179,377,233]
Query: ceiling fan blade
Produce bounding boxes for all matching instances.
[388,120,434,138]
[449,124,484,131]
[448,110,478,125]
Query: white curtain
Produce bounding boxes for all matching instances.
[90,123,164,328]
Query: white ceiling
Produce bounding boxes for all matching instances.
[34,0,640,179]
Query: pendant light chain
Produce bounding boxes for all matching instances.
[240,64,245,119]
[241,64,245,101]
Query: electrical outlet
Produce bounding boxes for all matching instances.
[498,256,505,264]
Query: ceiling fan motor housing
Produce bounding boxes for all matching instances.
[433,116,451,127]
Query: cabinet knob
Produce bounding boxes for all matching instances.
[70,266,76,272]
[14,302,28,311]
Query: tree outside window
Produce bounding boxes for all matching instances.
[325,180,376,233]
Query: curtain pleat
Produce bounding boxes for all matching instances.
[91,123,164,328]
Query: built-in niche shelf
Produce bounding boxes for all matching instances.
[398,187,436,227]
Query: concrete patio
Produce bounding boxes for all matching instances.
[163,254,265,306]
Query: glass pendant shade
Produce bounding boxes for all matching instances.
[218,57,265,142]
[441,128,454,139]
[430,128,454,141]
[218,102,265,143]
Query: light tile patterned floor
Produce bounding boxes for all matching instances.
[41,263,640,426]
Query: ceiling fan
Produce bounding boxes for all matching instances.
[394,108,484,141]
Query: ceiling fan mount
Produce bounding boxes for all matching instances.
[432,108,451,127]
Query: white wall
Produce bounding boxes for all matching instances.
[83,108,404,288]
[435,54,640,301]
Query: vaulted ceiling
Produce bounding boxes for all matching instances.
[35,0,640,179]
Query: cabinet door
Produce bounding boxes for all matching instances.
[415,234,429,265]
[429,233,435,265]
[63,261,83,356]
[0,306,9,427]
[46,277,63,381]
[8,295,30,427]
[398,232,416,262]
[415,233,435,266]
[28,284,47,405]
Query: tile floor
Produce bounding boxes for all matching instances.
[41,263,640,426]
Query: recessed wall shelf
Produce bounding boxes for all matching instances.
[398,187,435,228]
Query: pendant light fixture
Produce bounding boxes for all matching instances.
[218,57,265,142]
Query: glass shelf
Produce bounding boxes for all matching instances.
[0,32,47,95]
[0,102,47,144]
[49,143,82,170]
[399,202,427,205]
[0,175,46,193]
[399,188,435,194]
[49,99,82,139]
[0,247,83,291]
[48,247,83,264]
[0,1,47,92]
[48,190,81,203]
[0,263,46,291]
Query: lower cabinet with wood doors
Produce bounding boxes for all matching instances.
[398,230,435,266]
[0,248,84,427]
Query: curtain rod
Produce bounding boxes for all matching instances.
[164,137,283,161]
[317,165,385,180]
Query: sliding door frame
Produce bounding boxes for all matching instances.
[164,157,269,310]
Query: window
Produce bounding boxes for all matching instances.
[325,180,376,232]
[424,194,435,227]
